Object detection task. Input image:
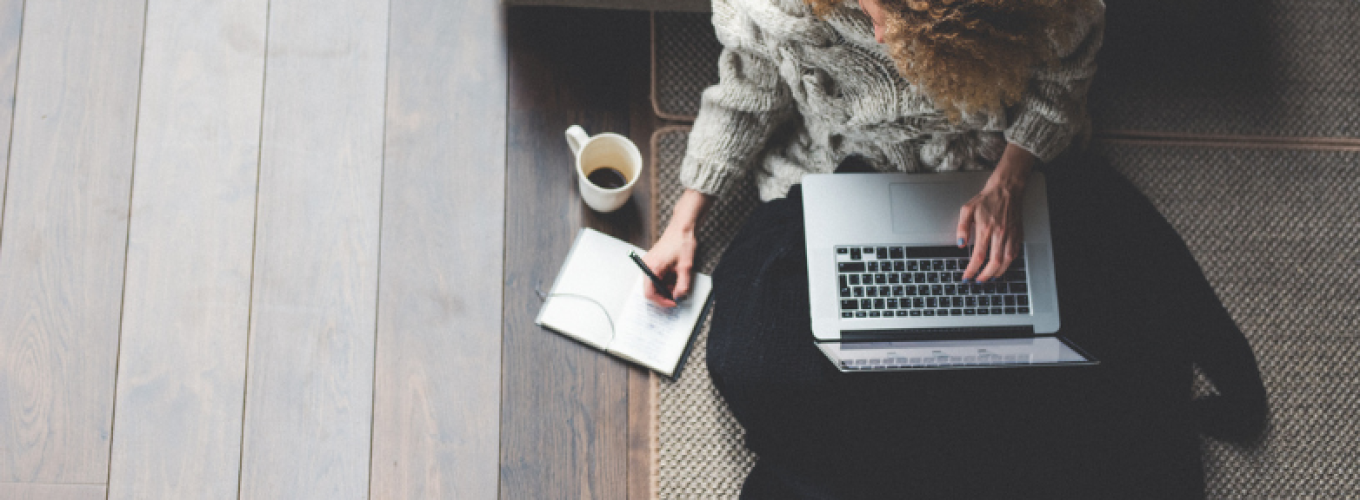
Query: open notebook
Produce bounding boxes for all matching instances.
[536,228,712,378]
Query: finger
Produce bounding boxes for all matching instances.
[963,223,990,281]
[956,204,975,247]
[643,277,677,307]
[979,228,1009,282]
[641,253,678,306]
[672,263,693,302]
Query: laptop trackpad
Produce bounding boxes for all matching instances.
[890,182,971,235]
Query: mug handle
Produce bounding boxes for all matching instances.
[565,125,590,156]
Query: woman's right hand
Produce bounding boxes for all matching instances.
[643,189,713,307]
[642,224,697,307]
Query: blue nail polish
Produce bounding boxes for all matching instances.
[957,237,965,247]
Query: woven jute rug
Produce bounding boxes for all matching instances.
[648,1,1360,497]
[1091,0,1360,138]
[651,126,760,498]
[651,124,1360,497]
[651,12,723,122]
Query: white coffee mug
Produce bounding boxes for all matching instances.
[566,125,641,213]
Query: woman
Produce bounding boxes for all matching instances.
[643,0,1103,308]
[643,0,1122,496]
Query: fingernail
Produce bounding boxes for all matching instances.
[957,237,965,247]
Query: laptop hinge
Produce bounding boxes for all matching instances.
[837,326,1035,342]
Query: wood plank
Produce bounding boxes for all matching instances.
[0,0,146,483]
[626,369,656,500]
[0,482,106,500]
[366,0,505,498]
[0,0,22,231]
[501,8,653,499]
[236,0,387,497]
[104,0,267,498]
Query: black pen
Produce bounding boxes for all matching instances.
[629,252,674,301]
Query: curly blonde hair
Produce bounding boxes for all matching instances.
[809,0,1091,121]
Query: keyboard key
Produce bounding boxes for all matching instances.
[927,272,940,283]
[886,298,897,309]
[895,310,908,317]
[891,286,904,296]
[964,309,975,315]
[866,287,877,297]
[888,273,899,284]
[903,286,915,296]
[1004,307,1017,314]
[931,285,943,295]
[850,248,861,260]
[1018,307,1030,314]
[842,312,853,318]
[841,300,858,310]
[853,287,864,298]
[982,283,996,294]
[992,307,1003,314]
[837,247,848,255]
[1018,296,1029,306]
[912,298,924,308]
[869,311,881,318]
[943,285,956,295]
[848,274,859,285]
[932,260,945,271]
[954,272,965,283]
[908,261,920,271]
[918,285,931,295]
[1004,295,1015,306]
[839,262,865,273]
[914,272,926,282]
[910,310,922,317]
[995,283,1009,293]
[951,297,964,307]
[965,296,977,307]
[862,247,874,255]
[1011,283,1028,294]
[874,274,886,284]
[861,299,873,309]
[840,287,851,298]
[923,310,935,316]
[926,297,937,307]
[978,296,989,306]
[946,260,958,271]
[893,260,905,272]
[879,286,890,296]
[890,247,904,259]
[856,311,867,318]
[873,299,885,309]
[867,262,878,272]
[950,309,963,316]
[978,308,989,315]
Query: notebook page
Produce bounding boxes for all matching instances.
[608,274,712,375]
[536,228,645,348]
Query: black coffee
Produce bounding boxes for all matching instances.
[587,167,628,189]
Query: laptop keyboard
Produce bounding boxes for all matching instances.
[836,245,1031,319]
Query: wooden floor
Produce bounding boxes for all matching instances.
[0,2,654,498]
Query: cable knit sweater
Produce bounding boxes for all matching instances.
[680,0,1105,201]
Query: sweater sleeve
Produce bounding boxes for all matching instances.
[680,0,797,196]
[1004,2,1106,163]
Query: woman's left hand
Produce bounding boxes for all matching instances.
[957,143,1038,282]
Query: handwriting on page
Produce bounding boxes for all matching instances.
[611,279,689,369]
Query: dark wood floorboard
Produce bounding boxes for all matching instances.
[501,7,656,499]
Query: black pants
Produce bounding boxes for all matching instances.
[706,158,1266,499]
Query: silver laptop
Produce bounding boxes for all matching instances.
[802,171,1096,371]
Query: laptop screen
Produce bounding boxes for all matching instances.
[819,336,1095,371]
